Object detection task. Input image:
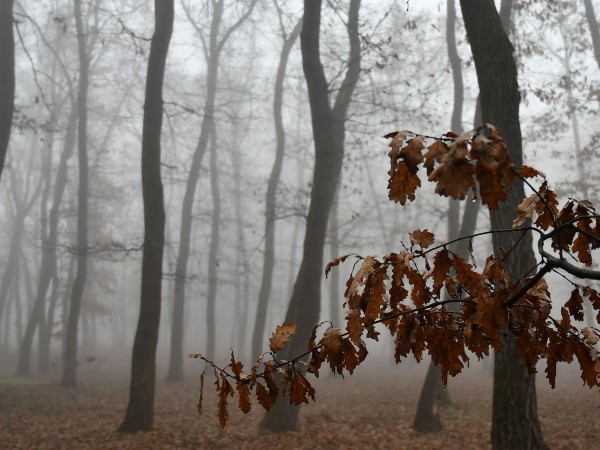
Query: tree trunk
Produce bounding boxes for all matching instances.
[61,0,90,388]
[205,124,220,362]
[251,18,302,359]
[168,0,256,381]
[260,0,361,432]
[17,102,76,375]
[0,0,14,182]
[460,1,547,448]
[414,0,464,430]
[584,0,600,71]
[118,0,172,433]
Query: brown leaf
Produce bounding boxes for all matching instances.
[428,137,476,200]
[237,381,252,414]
[197,369,206,414]
[565,288,585,322]
[431,249,452,296]
[470,131,514,210]
[423,139,448,175]
[513,193,538,228]
[289,372,316,405]
[519,165,545,179]
[269,323,297,353]
[388,162,421,205]
[217,375,234,428]
[325,254,352,278]
[409,229,435,249]
[400,136,425,173]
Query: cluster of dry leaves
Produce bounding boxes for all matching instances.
[192,125,600,428]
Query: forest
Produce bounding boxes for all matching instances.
[1,0,600,449]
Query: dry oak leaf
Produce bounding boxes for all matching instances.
[269,322,297,353]
[428,136,475,200]
[513,193,538,228]
[400,136,425,173]
[470,132,513,210]
[423,139,448,175]
[325,254,352,278]
[520,165,545,179]
[409,229,435,249]
[388,162,421,205]
[582,327,599,346]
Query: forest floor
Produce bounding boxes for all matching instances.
[0,361,598,449]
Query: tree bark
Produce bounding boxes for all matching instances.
[251,17,302,359]
[460,1,547,448]
[0,0,14,182]
[260,0,361,432]
[61,0,90,388]
[118,0,172,433]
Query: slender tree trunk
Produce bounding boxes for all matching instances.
[118,0,172,433]
[251,18,302,359]
[260,0,361,432]
[0,0,14,182]
[204,124,220,361]
[17,102,76,375]
[61,0,90,388]
[328,187,341,328]
[460,1,547,448]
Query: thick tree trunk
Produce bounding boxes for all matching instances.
[61,0,90,388]
[0,0,14,182]
[251,18,302,359]
[260,0,361,432]
[460,1,547,448]
[584,0,600,71]
[118,0,172,433]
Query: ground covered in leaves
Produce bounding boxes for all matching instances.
[0,362,597,449]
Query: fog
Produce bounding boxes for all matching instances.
[0,0,599,444]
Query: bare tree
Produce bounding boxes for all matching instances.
[167,0,257,382]
[260,0,361,432]
[460,0,547,448]
[118,0,173,433]
[251,7,302,360]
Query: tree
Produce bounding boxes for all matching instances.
[167,0,257,382]
[251,8,302,360]
[0,0,14,182]
[60,0,90,388]
[259,0,361,432]
[118,0,173,433]
[460,0,547,447]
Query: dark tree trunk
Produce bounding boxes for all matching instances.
[251,18,302,359]
[460,1,547,448]
[260,0,361,432]
[584,0,600,71]
[0,0,14,182]
[61,0,90,388]
[328,187,341,328]
[118,0,172,433]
